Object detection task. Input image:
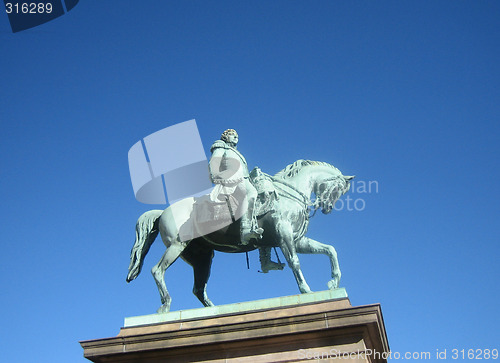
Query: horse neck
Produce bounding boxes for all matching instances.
[285,165,337,197]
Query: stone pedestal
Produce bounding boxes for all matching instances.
[80,290,389,362]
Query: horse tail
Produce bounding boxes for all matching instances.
[126,210,163,283]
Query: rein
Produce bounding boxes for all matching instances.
[268,175,319,219]
[269,176,311,205]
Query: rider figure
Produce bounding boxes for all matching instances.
[209,129,263,244]
[209,129,285,273]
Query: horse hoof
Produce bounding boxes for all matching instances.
[327,280,339,290]
[157,304,170,314]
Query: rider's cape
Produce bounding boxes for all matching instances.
[204,140,277,221]
[209,140,249,202]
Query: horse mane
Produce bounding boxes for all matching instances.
[275,159,340,179]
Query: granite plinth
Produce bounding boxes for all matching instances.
[81,290,389,362]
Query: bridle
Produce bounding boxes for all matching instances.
[311,176,346,214]
[270,175,346,218]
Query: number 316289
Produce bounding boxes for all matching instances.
[5,3,53,14]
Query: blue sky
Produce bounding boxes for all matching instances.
[1,1,499,361]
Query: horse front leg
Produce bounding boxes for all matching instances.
[276,221,312,294]
[296,236,341,290]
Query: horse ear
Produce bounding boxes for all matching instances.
[343,175,355,181]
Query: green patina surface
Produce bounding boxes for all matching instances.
[124,288,348,327]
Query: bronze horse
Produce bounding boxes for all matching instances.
[127,160,353,313]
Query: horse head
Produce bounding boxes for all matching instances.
[274,159,354,214]
[315,174,355,214]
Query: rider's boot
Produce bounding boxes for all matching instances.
[259,247,285,273]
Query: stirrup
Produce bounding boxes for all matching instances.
[241,228,264,245]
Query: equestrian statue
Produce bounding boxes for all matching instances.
[127,129,354,313]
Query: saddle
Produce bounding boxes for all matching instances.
[194,167,277,226]
[194,194,236,228]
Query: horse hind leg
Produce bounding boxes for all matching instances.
[296,236,341,290]
[152,241,187,313]
[181,242,215,307]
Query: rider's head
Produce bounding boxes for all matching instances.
[221,129,239,147]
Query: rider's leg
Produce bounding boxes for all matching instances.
[259,247,285,273]
[240,181,263,245]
